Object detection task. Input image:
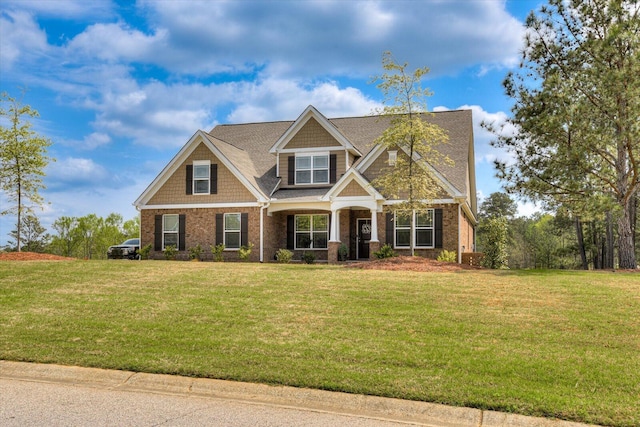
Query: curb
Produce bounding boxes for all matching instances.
[0,361,598,427]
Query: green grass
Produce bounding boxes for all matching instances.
[1,260,638,426]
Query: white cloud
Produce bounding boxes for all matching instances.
[228,79,381,123]
[46,157,112,189]
[1,0,114,19]
[134,0,524,78]
[0,10,49,71]
[67,23,168,63]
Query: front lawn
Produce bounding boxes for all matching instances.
[0,260,638,426]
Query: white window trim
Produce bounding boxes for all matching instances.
[295,152,329,185]
[394,209,435,249]
[294,214,329,250]
[162,214,179,250]
[223,212,241,250]
[193,160,210,195]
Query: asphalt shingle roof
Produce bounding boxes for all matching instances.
[207,109,474,201]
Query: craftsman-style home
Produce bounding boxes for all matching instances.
[134,105,477,262]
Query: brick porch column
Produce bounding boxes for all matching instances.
[328,241,340,264]
[369,241,380,261]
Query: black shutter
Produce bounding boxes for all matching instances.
[241,213,249,247]
[216,214,223,246]
[154,215,162,251]
[386,212,394,246]
[288,156,295,185]
[186,165,193,195]
[435,209,443,248]
[210,164,218,194]
[286,215,294,250]
[330,154,337,183]
[178,214,186,251]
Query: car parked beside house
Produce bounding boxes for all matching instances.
[107,238,140,260]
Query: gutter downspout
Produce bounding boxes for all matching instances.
[458,203,462,264]
[135,205,142,261]
[260,202,270,263]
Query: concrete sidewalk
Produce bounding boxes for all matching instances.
[0,360,597,427]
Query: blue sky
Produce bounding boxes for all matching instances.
[0,0,543,245]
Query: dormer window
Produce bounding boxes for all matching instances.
[296,153,329,184]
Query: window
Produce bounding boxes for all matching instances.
[296,154,329,184]
[415,210,434,247]
[163,214,179,250]
[388,150,397,166]
[395,210,434,248]
[295,214,328,249]
[193,161,210,194]
[224,213,241,249]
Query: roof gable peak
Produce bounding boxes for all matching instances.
[269,105,361,155]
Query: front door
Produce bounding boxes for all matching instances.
[357,219,372,259]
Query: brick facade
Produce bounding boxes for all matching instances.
[141,207,262,261]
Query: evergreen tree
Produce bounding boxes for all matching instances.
[487,0,639,269]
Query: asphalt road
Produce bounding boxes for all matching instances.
[0,378,415,427]
[0,361,597,427]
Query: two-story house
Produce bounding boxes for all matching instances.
[134,105,477,262]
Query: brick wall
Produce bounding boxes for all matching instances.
[384,204,459,260]
[141,206,262,261]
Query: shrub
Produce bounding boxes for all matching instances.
[437,250,457,263]
[275,248,293,263]
[301,251,316,264]
[163,245,177,260]
[211,243,225,262]
[373,243,396,259]
[188,244,203,261]
[238,243,254,261]
[338,243,349,261]
[139,243,152,260]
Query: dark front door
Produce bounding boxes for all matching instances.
[357,219,372,259]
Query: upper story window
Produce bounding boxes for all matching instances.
[296,153,329,184]
[193,160,210,194]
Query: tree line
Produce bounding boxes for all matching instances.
[3,213,139,259]
[478,192,640,270]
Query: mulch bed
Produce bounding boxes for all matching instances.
[345,255,483,272]
[0,252,75,261]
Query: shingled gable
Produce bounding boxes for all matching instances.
[269,105,362,156]
[133,130,267,208]
[322,168,384,201]
[355,142,464,199]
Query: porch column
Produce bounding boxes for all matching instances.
[369,210,380,260]
[329,209,340,242]
[370,209,379,242]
